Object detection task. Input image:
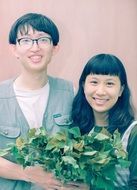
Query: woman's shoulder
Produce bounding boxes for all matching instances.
[127,121,137,190]
[125,120,137,134]
[129,120,137,137]
[121,121,137,150]
[129,121,137,140]
[128,120,137,146]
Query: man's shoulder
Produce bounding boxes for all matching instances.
[0,78,13,88]
[48,76,74,91]
[48,76,72,84]
[0,78,14,96]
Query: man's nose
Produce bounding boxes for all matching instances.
[30,40,40,50]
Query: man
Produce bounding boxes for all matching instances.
[0,13,88,190]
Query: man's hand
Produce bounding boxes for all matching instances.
[24,166,62,190]
[60,182,90,190]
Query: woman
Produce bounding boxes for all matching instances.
[72,54,137,189]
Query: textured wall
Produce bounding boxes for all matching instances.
[0,0,137,110]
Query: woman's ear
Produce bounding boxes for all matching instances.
[119,85,124,97]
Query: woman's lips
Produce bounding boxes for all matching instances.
[93,97,109,105]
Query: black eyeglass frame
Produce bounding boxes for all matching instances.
[16,36,52,46]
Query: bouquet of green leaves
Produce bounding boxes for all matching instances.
[0,126,130,190]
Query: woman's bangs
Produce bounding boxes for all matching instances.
[90,61,119,76]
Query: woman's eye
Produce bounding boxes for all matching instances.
[90,81,98,85]
[107,82,114,86]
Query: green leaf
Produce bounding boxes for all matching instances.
[0,126,130,188]
[68,127,81,138]
[62,156,79,168]
[0,148,11,156]
[82,151,97,156]
[73,140,84,151]
[94,133,110,141]
[16,137,26,149]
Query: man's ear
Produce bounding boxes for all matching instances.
[119,85,124,97]
[9,44,19,59]
[52,44,60,56]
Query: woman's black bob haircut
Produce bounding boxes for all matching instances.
[80,54,127,86]
[72,54,135,134]
[9,12,59,46]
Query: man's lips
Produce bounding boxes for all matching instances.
[29,55,42,63]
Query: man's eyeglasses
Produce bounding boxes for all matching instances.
[17,36,52,49]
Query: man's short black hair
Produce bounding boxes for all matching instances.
[9,13,59,46]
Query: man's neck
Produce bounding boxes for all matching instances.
[14,71,48,90]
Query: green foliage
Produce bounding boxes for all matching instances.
[0,126,130,190]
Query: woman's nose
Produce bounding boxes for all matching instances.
[96,85,106,95]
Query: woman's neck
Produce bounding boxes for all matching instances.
[93,111,108,127]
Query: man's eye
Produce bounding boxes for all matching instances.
[39,38,50,43]
[21,39,31,43]
[41,38,48,41]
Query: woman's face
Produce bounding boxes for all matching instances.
[84,74,124,115]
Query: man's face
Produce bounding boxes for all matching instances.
[11,26,58,73]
